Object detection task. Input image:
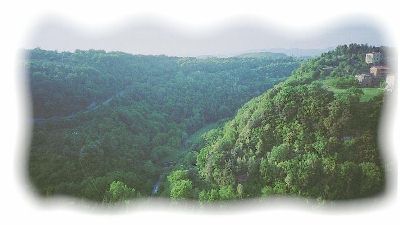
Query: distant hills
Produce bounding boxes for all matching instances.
[236,47,334,58]
[196,48,333,59]
[266,47,334,57]
[234,51,288,59]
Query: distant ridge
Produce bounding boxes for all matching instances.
[266,47,334,57]
[195,48,332,59]
[234,51,288,59]
[196,51,289,59]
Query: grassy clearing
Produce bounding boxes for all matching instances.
[360,87,384,102]
[322,78,383,102]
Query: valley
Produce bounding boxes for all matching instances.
[27,44,389,203]
[27,49,300,201]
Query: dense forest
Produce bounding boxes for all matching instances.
[167,44,387,202]
[27,44,387,204]
[27,48,300,202]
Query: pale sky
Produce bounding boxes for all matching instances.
[25,17,389,57]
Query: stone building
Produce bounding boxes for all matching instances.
[365,52,383,64]
[370,65,390,77]
[356,52,395,91]
[355,73,374,87]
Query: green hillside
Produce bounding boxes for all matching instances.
[27,48,300,202]
[27,44,388,203]
[167,44,387,201]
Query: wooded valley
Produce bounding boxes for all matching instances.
[27,44,387,203]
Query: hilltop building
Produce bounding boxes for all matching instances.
[355,73,375,87]
[355,52,394,90]
[370,65,389,77]
[365,52,383,64]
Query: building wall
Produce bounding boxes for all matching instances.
[355,74,375,87]
[370,66,389,77]
[386,74,395,92]
[365,52,382,64]
[355,73,383,87]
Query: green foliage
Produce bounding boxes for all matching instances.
[237,183,244,198]
[28,49,298,202]
[198,185,237,202]
[170,180,193,199]
[360,88,384,102]
[167,170,193,199]
[359,162,384,196]
[218,185,236,200]
[323,77,358,89]
[261,186,274,197]
[28,44,386,203]
[194,44,386,201]
[28,48,299,132]
[103,181,137,203]
[199,189,219,202]
[168,170,189,184]
[268,144,293,163]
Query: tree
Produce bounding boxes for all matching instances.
[199,189,219,202]
[268,143,292,163]
[261,186,274,197]
[168,170,193,199]
[218,185,236,200]
[103,180,137,203]
[360,162,384,197]
[237,183,244,198]
[170,180,193,199]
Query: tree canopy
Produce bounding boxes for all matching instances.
[27,44,387,203]
[27,48,300,202]
[171,44,386,201]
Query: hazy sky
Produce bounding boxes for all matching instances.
[25,17,390,57]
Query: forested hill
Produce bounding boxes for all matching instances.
[27,49,299,132]
[27,44,388,203]
[167,44,387,201]
[27,48,300,202]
